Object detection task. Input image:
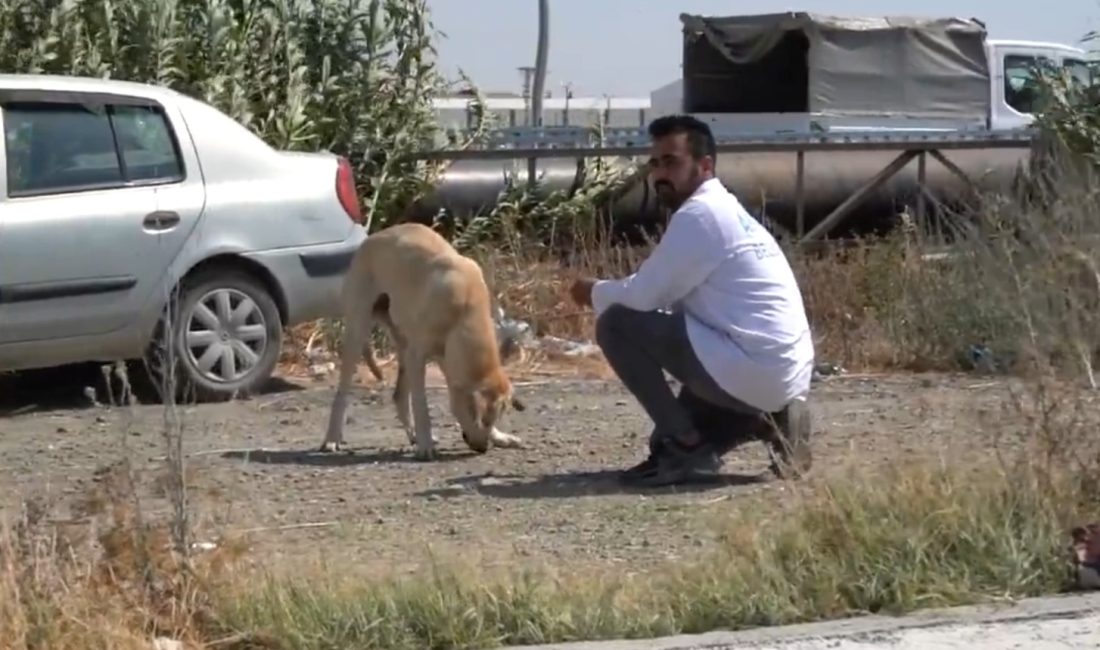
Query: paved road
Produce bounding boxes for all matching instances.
[744,612,1100,649]
[504,593,1100,650]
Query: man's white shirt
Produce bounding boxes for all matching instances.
[591,178,815,412]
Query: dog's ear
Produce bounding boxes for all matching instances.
[510,395,526,412]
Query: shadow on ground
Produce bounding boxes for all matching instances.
[0,362,305,415]
[415,469,771,499]
[221,446,482,466]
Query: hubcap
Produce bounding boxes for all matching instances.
[183,288,268,383]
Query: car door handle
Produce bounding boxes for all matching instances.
[143,210,180,231]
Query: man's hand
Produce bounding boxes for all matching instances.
[568,277,598,309]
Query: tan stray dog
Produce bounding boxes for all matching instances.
[319,222,525,460]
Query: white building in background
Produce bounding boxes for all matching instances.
[649,79,683,116]
[431,94,653,131]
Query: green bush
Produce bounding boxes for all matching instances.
[0,0,476,230]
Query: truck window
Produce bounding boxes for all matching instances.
[1062,58,1093,88]
[3,102,123,197]
[1004,54,1049,114]
[1003,55,1042,113]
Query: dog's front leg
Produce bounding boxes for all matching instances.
[389,331,437,446]
[406,352,436,461]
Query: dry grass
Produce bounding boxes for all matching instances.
[207,471,1089,649]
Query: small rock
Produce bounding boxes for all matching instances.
[479,477,507,487]
[152,638,184,650]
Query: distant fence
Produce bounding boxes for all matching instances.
[432,95,652,134]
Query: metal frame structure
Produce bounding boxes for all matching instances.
[404,127,1037,243]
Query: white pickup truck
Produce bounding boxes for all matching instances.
[649,13,1091,137]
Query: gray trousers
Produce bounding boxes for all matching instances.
[594,304,767,454]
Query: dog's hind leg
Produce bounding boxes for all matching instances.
[406,350,436,461]
[391,337,415,446]
[320,295,372,453]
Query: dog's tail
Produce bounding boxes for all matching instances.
[336,259,384,386]
[361,312,385,382]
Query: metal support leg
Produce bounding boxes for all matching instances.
[929,149,974,186]
[795,150,806,238]
[916,150,927,224]
[801,150,919,243]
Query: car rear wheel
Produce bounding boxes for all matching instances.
[148,269,283,402]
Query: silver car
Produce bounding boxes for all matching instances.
[0,74,367,400]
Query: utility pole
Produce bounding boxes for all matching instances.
[517,65,536,125]
[562,81,573,126]
[528,0,549,190]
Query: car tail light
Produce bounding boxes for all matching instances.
[335,156,363,224]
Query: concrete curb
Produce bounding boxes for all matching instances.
[499,592,1100,650]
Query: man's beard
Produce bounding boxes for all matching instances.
[654,171,700,211]
[654,181,681,211]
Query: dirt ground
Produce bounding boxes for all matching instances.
[0,361,1021,578]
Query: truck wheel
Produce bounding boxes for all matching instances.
[149,269,283,403]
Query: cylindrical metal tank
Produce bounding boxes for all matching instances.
[407,145,1034,237]
[410,158,589,219]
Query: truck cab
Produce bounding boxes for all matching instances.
[985,39,1091,130]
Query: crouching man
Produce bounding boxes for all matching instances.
[568,114,815,488]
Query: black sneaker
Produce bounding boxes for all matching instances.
[618,434,664,483]
[620,433,660,483]
[625,435,722,488]
[618,453,660,482]
[761,397,813,480]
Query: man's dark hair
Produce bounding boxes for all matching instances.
[647,114,717,161]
